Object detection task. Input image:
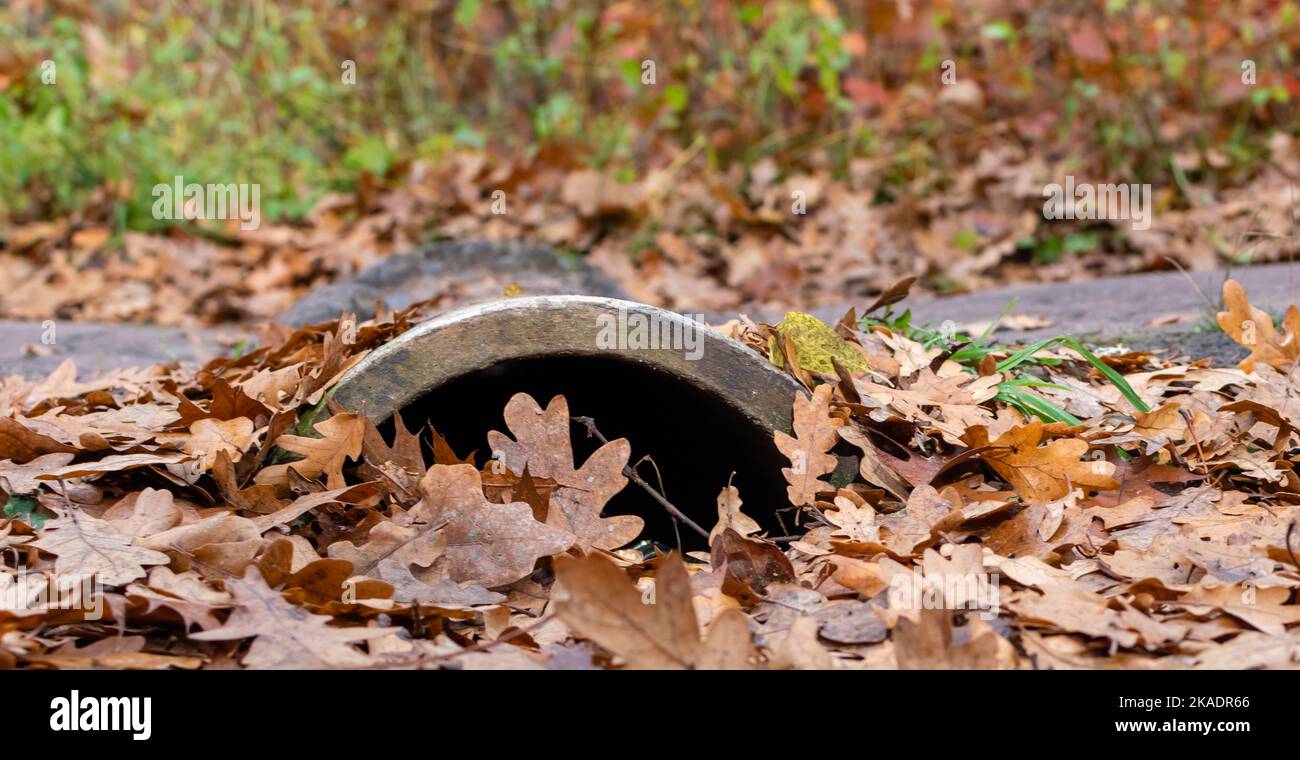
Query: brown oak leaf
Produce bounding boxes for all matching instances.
[710,484,759,543]
[101,488,183,540]
[0,452,75,494]
[963,420,1118,501]
[856,368,999,445]
[825,495,879,543]
[1216,279,1300,372]
[155,417,256,470]
[125,567,232,631]
[212,450,288,514]
[190,568,397,669]
[254,413,364,490]
[357,410,426,497]
[416,463,575,588]
[0,416,76,462]
[30,513,170,586]
[774,384,842,506]
[879,485,962,556]
[555,552,755,669]
[328,518,505,607]
[836,425,911,501]
[33,452,193,481]
[893,608,1006,669]
[487,393,641,550]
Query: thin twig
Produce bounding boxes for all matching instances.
[1163,256,1219,313]
[571,416,710,540]
[1179,408,1213,480]
[634,454,682,552]
[1286,521,1299,572]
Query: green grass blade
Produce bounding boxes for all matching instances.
[995,336,1150,414]
[996,386,1082,425]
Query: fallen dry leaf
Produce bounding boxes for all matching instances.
[963,420,1118,501]
[254,413,364,490]
[555,552,755,669]
[774,384,842,506]
[30,512,171,585]
[416,463,574,588]
[1217,279,1300,372]
[328,519,504,607]
[893,608,1006,669]
[190,568,399,668]
[709,483,759,542]
[488,393,641,550]
[156,417,256,470]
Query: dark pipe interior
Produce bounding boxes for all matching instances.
[391,354,791,550]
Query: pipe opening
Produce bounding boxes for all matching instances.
[388,353,791,550]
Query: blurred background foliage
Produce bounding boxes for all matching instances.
[0,0,1296,231]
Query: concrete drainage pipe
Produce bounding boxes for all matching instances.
[330,296,812,545]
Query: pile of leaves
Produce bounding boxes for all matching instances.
[1,279,1298,669]
[8,140,1297,330]
[4,1,1299,327]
